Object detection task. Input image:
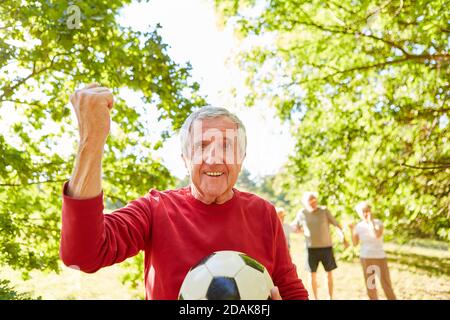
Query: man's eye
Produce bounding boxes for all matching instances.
[194,143,203,150]
[195,142,209,150]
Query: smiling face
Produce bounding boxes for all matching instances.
[183,116,244,204]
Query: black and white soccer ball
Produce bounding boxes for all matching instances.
[178,250,274,300]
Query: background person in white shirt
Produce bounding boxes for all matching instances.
[349,201,396,300]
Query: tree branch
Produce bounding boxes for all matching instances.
[0,99,46,108]
[401,163,450,170]
[365,0,395,21]
[0,179,67,187]
[327,0,358,16]
[287,16,413,56]
[285,54,449,87]
[283,13,450,62]
[0,50,76,101]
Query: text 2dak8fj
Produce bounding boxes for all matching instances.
[179,304,271,318]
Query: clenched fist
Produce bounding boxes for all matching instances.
[70,83,114,146]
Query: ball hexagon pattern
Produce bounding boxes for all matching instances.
[178,250,274,300]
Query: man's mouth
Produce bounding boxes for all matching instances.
[204,171,224,177]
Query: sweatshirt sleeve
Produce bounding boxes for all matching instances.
[269,206,309,300]
[326,208,340,227]
[59,181,152,273]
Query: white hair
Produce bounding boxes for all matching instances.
[180,106,247,160]
[302,191,318,212]
[355,201,371,219]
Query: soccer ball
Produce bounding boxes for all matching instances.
[178,250,274,300]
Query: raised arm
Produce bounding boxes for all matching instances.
[371,220,384,238]
[60,84,151,272]
[67,83,113,199]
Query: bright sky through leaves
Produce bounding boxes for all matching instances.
[118,0,295,179]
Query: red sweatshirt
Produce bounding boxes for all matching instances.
[60,182,309,300]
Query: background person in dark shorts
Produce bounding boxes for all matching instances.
[292,191,348,300]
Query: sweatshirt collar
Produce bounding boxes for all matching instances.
[184,186,239,212]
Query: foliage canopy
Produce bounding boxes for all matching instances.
[216,0,449,240]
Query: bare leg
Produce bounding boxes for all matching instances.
[311,272,318,300]
[327,271,334,300]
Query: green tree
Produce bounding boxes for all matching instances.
[0,0,204,281]
[236,168,257,192]
[237,168,291,214]
[0,279,39,300]
[216,0,449,240]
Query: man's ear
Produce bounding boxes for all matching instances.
[181,154,190,172]
[181,154,186,167]
[238,152,246,168]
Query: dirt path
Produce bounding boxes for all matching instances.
[289,234,450,300]
[2,235,449,299]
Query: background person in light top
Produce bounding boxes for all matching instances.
[349,201,396,300]
[292,191,348,300]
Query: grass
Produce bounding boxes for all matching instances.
[290,234,450,300]
[0,264,144,300]
[1,234,449,300]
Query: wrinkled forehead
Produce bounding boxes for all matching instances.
[190,117,239,140]
[196,116,238,131]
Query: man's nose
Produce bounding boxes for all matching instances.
[204,143,224,164]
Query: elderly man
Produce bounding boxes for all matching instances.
[292,191,348,300]
[60,84,308,300]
